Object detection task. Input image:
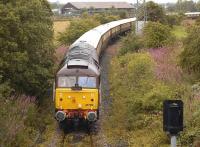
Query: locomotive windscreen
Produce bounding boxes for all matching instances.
[57,76,96,88]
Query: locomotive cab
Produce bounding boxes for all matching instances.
[54,57,100,122]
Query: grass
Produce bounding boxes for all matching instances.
[53,20,70,46]
[53,20,70,38]
[171,25,187,40]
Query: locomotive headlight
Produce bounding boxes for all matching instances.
[68,96,71,98]
[78,104,82,108]
[83,96,86,99]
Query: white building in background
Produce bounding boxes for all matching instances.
[61,2,135,16]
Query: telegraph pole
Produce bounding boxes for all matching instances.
[56,0,61,15]
[135,0,147,33]
[177,0,182,13]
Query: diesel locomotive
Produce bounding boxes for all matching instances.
[54,18,136,123]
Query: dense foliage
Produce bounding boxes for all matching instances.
[176,0,198,13]
[143,22,174,48]
[138,1,183,27]
[0,94,55,147]
[0,1,55,146]
[106,18,200,146]
[110,53,175,121]
[0,0,55,97]
[180,25,200,76]
[106,53,176,145]
[166,14,183,27]
[146,1,167,24]
[166,1,199,13]
[119,31,143,56]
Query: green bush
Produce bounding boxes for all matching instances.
[58,18,100,45]
[118,11,128,19]
[0,75,12,98]
[104,52,180,146]
[143,22,174,48]
[119,31,143,56]
[180,104,200,145]
[109,53,175,131]
[180,25,200,76]
[195,16,200,25]
[166,15,183,27]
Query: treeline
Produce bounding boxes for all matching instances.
[167,0,200,13]
[0,0,55,146]
[138,1,183,27]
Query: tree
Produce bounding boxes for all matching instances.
[176,0,196,13]
[166,3,177,13]
[145,1,167,24]
[143,22,174,48]
[0,0,55,97]
[180,25,200,75]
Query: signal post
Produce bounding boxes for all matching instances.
[163,100,184,147]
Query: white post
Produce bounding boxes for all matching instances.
[171,136,176,147]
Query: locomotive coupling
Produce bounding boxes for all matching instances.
[55,111,66,122]
[87,111,97,122]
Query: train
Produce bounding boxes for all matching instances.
[53,17,136,123]
[185,12,200,19]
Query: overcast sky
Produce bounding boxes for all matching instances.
[48,0,198,4]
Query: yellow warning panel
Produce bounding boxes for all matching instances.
[55,88,99,110]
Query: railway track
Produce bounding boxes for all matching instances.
[60,122,97,147]
[57,41,120,147]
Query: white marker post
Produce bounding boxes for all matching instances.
[171,136,176,147]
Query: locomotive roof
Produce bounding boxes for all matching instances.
[66,42,98,63]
